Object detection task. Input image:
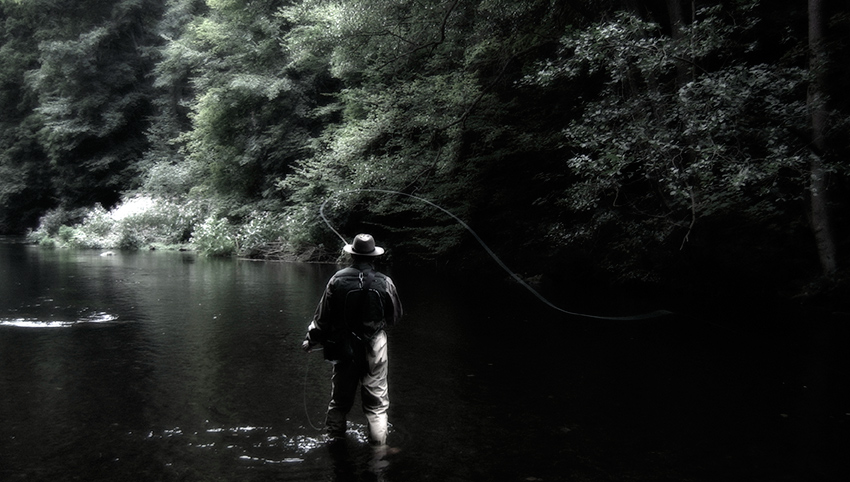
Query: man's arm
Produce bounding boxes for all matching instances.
[383,277,403,326]
[302,280,335,352]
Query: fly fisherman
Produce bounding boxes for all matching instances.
[302,233,403,449]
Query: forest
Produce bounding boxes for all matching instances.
[1,0,848,307]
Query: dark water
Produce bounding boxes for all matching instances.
[1,239,848,481]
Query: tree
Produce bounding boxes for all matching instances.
[807,0,838,276]
[6,0,845,289]
[159,0,313,206]
[24,0,163,209]
[0,0,51,231]
[526,2,817,281]
[277,0,578,259]
[140,0,206,194]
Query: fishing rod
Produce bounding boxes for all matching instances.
[320,188,672,321]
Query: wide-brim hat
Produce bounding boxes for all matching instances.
[343,233,385,256]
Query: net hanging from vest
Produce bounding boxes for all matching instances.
[320,188,672,321]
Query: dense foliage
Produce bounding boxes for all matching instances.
[1,0,847,297]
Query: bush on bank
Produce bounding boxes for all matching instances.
[25,196,306,258]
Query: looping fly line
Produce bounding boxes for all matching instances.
[320,189,671,321]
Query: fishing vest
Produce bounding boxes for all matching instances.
[331,267,387,339]
[319,267,387,363]
[343,268,385,338]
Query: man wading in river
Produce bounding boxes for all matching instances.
[302,233,403,450]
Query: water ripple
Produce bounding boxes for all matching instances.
[0,311,120,328]
[139,423,333,466]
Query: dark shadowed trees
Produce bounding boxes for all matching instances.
[1,0,846,293]
[0,0,163,231]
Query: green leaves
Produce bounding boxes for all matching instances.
[4,0,846,285]
[521,2,820,278]
[158,0,312,201]
[10,0,161,207]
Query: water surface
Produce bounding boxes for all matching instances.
[1,240,847,481]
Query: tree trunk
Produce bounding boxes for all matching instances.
[808,0,838,276]
[665,0,692,85]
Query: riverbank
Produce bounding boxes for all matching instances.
[14,230,850,319]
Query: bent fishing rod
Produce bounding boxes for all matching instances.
[320,188,672,321]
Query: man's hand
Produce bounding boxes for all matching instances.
[301,339,315,353]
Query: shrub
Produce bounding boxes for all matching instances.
[27,196,313,257]
[191,216,237,256]
[27,196,210,250]
[26,206,89,244]
[110,196,206,248]
[237,211,288,252]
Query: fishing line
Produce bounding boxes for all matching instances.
[305,188,671,431]
[320,188,672,321]
[303,348,325,431]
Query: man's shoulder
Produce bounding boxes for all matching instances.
[332,266,361,278]
[329,266,393,286]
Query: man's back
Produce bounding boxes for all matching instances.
[326,264,401,336]
[301,234,402,448]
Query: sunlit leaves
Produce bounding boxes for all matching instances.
[165,0,310,201]
[277,0,491,251]
[191,215,237,255]
[280,0,466,80]
[27,195,207,249]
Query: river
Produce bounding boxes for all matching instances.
[0,238,847,481]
